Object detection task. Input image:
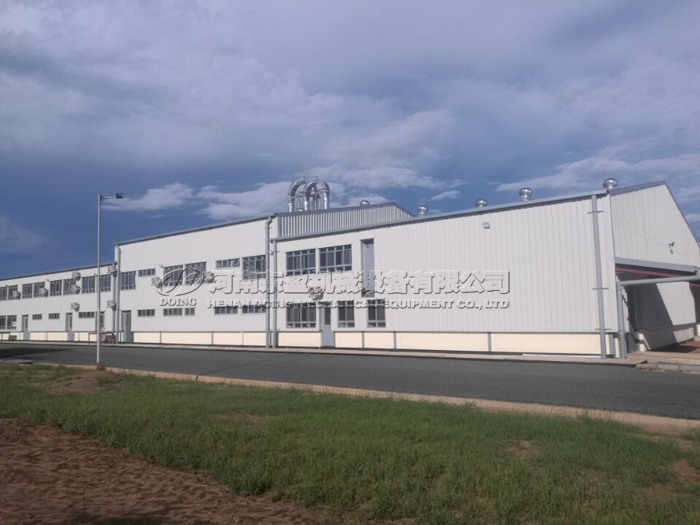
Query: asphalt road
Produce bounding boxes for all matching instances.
[2,343,700,419]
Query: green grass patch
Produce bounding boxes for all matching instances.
[1,364,699,524]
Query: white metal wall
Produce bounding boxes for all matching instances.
[116,218,272,334]
[0,265,114,339]
[611,184,699,267]
[275,195,618,334]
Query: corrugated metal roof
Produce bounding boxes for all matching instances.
[273,186,620,242]
[0,263,114,283]
[277,203,413,238]
[114,202,412,246]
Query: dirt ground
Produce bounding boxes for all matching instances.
[0,417,371,525]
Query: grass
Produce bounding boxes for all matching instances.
[1,364,699,524]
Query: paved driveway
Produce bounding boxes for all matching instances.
[2,343,700,419]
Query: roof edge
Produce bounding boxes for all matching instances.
[0,263,115,283]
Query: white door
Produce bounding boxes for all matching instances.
[320,303,334,347]
[121,310,132,343]
[21,315,29,339]
[65,313,73,341]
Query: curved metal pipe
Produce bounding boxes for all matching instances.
[318,181,330,209]
[287,178,306,212]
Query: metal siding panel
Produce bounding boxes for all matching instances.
[611,185,699,267]
[277,198,601,333]
[277,204,413,239]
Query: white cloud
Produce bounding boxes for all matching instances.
[1,0,699,247]
[431,190,461,202]
[0,216,44,254]
[103,183,194,211]
[685,213,700,224]
[497,151,700,194]
[197,181,290,220]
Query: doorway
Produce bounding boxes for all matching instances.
[21,315,29,339]
[121,310,133,343]
[65,312,73,341]
[319,302,335,347]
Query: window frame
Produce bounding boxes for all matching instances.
[286,303,317,329]
[214,306,237,315]
[120,271,136,290]
[337,300,355,328]
[216,258,240,269]
[286,249,316,276]
[82,276,96,294]
[242,255,266,280]
[367,299,386,328]
[49,280,62,296]
[319,245,352,273]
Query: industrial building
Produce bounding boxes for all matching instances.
[1,178,698,359]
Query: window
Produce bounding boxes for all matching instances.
[33,282,45,298]
[242,255,266,279]
[32,314,42,320]
[49,313,60,320]
[0,316,5,330]
[8,285,19,300]
[367,299,386,328]
[138,268,156,277]
[100,274,111,292]
[286,249,316,275]
[163,265,184,286]
[319,245,352,273]
[50,280,62,296]
[0,286,7,301]
[214,306,237,315]
[82,276,95,294]
[184,307,195,316]
[163,308,183,316]
[216,258,239,269]
[120,271,136,290]
[138,309,155,317]
[7,315,16,330]
[286,303,316,328]
[242,304,266,314]
[337,301,355,328]
[184,262,206,285]
[63,278,78,295]
[78,311,96,319]
[22,283,32,299]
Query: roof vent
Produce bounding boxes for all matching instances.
[417,204,429,216]
[519,187,533,202]
[475,198,488,208]
[359,200,371,207]
[603,178,618,190]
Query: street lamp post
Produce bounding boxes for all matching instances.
[96,193,124,367]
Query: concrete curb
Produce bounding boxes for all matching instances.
[636,362,700,374]
[35,362,700,435]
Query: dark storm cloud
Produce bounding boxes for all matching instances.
[1,0,699,276]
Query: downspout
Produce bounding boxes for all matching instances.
[115,246,121,343]
[271,239,278,347]
[591,195,608,358]
[615,278,627,358]
[265,217,272,348]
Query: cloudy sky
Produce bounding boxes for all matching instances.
[1,0,699,276]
